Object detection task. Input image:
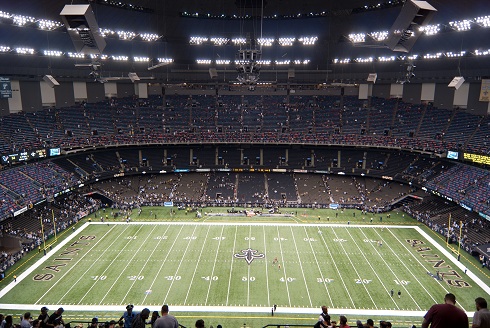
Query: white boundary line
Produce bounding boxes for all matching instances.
[0,222,486,318]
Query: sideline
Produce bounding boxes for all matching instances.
[414,226,490,296]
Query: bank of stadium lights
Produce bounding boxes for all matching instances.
[12,14,35,26]
[100,28,116,38]
[68,52,85,59]
[449,19,472,31]
[256,60,271,65]
[43,50,63,57]
[445,51,466,58]
[0,46,10,53]
[91,54,109,60]
[117,30,136,40]
[15,47,34,55]
[0,11,11,19]
[278,37,295,46]
[210,37,229,46]
[355,57,373,63]
[424,52,443,59]
[134,56,149,62]
[190,37,208,45]
[378,56,395,62]
[157,57,173,64]
[257,38,274,46]
[275,60,290,65]
[369,31,388,41]
[293,59,310,65]
[37,19,62,31]
[348,33,366,43]
[140,33,160,42]
[298,36,318,45]
[232,38,247,45]
[216,59,231,65]
[399,54,419,61]
[333,58,350,64]
[112,55,128,61]
[196,59,211,64]
[475,49,490,56]
[419,24,440,36]
[475,16,490,27]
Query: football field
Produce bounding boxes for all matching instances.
[1,221,488,319]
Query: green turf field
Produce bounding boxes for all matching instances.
[0,208,488,328]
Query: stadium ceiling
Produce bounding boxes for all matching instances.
[0,0,488,84]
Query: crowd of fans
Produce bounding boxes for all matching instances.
[1,94,488,156]
[0,193,100,275]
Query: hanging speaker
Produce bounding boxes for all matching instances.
[448,76,465,90]
[43,75,60,88]
[385,0,437,53]
[367,73,377,83]
[209,68,218,79]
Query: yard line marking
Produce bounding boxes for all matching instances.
[37,225,121,305]
[247,225,252,306]
[163,225,199,304]
[302,226,333,307]
[262,225,271,307]
[316,228,356,308]
[384,228,452,307]
[184,225,211,305]
[289,226,312,307]
[343,228,402,310]
[276,226,292,307]
[225,225,238,306]
[330,227,378,309]
[205,225,225,305]
[361,229,426,310]
[98,225,151,305]
[120,225,167,305]
[142,224,186,304]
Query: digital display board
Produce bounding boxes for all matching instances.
[463,152,490,166]
[49,148,61,156]
[447,150,459,160]
[0,77,12,99]
[1,148,48,164]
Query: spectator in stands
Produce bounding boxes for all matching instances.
[421,293,468,328]
[364,319,374,328]
[38,307,49,328]
[20,312,32,328]
[153,305,178,328]
[149,312,160,328]
[195,320,205,328]
[473,297,490,328]
[315,306,331,328]
[89,318,99,328]
[131,308,150,328]
[4,316,13,328]
[47,308,64,328]
[338,316,350,328]
[119,305,136,328]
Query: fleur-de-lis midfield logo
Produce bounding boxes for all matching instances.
[234,248,265,265]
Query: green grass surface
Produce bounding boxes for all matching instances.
[0,207,488,328]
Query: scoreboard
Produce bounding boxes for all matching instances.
[1,148,60,164]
